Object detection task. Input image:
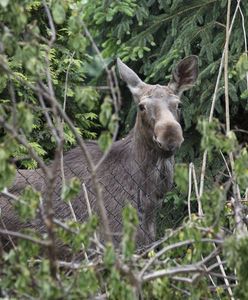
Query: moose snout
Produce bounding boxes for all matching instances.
[153,122,184,154]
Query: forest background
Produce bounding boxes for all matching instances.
[0,0,248,299]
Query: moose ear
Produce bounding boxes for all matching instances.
[117,58,145,96]
[169,56,198,95]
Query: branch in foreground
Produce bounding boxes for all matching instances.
[0,228,50,246]
[0,117,49,176]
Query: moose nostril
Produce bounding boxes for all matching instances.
[168,145,175,152]
[153,135,162,148]
[167,143,178,152]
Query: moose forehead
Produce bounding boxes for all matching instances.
[139,84,180,104]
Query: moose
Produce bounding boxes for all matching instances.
[0,56,198,250]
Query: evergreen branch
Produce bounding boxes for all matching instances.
[127,0,218,45]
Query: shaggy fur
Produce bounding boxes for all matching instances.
[0,56,198,250]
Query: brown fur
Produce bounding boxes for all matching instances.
[0,57,198,250]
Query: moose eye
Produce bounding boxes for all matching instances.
[138,103,146,112]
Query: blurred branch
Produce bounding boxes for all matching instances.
[36,0,59,280]
[0,228,50,246]
[42,0,56,46]
[238,2,248,88]
[142,247,221,283]
[140,238,223,278]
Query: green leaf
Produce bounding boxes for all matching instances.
[0,74,7,93]
[61,177,81,202]
[108,114,118,134]
[103,244,116,268]
[57,216,98,251]
[75,86,99,111]
[16,102,33,134]
[98,131,112,152]
[234,148,248,189]
[99,96,112,127]
[0,146,16,190]
[15,186,41,220]
[241,89,248,100]
[236,53,248,80]
[174,163,188,194]
[122,204,138,259]
[52,2,66,25]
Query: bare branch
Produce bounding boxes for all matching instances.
[0,228,50,246]
[187,163,193,220]
[140,238,222,278]
[142,265,204,282]
[238,2,248,88]
[42,0,56,46]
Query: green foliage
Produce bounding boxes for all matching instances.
[0,0,248,299]
[236,53,248,80]
[98,96,118,151]
[225,236,248,299]
[107,268,135,300]
[61,177,81,203]
[98,130,112,152]
[0,0,107,161]
[198,117,237,157]
[13,142,47,169]
[58,216,98,252]
[104,243,116,268]
[234,148,248,190]
[83,0,248,160]
[150,277,172,300]
[15,186,40,221]
[15,103,33,134]
[174,163,188,194]
[201,187,226,227]
[75,86,100,111]
[122,204,138,259]
[99,96,113,127]
[75,268,99,298]
[0,145,16,190]
[52,2,66,25]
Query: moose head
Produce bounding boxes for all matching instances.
[117,56,198,157]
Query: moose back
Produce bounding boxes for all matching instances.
[0,56,198,249]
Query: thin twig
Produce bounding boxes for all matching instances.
[0,214,16,249]
[61,51,77,222]
[238,2,248,88]
[42,0,56,46]
[140,238,222,278]
[187,163,193,220]
[191,163,203,216]
[0,228,50,246]
[0,188,19,201]
[81,22,121,172]
[41,0,59,279]
[218,2,235,298]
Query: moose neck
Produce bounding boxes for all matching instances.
[132,113,170,165]
[125,113,174,195]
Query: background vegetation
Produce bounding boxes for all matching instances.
[0,0,248,299]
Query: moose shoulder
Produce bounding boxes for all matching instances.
[0,56,198,249]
